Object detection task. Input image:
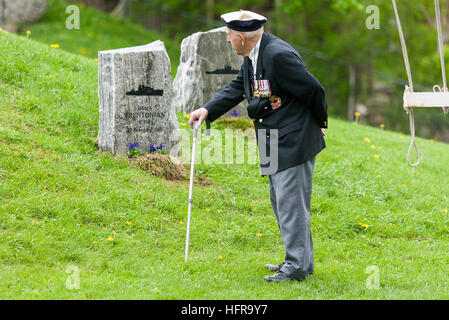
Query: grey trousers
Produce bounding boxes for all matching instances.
[268,157,315,280]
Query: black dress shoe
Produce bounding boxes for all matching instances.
[264,271,299,282]
[264,262,285,273]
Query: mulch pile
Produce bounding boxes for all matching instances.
[129,153,186,180]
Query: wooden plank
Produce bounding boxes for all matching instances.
[404,91,449,108]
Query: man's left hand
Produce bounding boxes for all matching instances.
[321,128,326,136]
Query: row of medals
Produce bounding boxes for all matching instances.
[252,79,271,98]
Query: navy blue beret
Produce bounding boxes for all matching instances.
[221,10,267,32]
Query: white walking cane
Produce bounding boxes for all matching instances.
[185,118,210,263]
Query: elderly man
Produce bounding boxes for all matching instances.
[189,10,328,282]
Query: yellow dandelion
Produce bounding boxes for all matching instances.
[106,237,114,241]
[32,219,39,224]
[355,112,361,117]
[358,222,369,229]
[370,145,376,150]
[95,58,98,63]
[111,280,115,284]
[50,44,59,48]
[178,221,184,225]
[180,122,186,126]
[126,221,132,226]
[389,223,393,226]
[33,290,39,295]
[82,295,86,299]
[364,137,371,143]
[256,233,263,238]
[400,135,403,139]
[401,184,406,188]
[374,154,379,159]
[442,209,448,213]
[205,208,210,212]
[378,146,382,150]
[218,256,223,260]
[184,114,190,119]
[26,30,31,38]
[376,174,382,178]
[380,123,385,129]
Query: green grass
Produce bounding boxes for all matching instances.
[19,0,180,76]
[2,27,449,300]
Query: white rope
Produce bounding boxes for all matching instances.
[406,108,421,167]
[392,0,414,93]
[434,0,449,114]
[392,0,420,166]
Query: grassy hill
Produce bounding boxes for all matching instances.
[19,0,180,75]
[2,28,449,300]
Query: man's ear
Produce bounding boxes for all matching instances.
[238,33,246,46]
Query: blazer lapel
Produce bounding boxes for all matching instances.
[255,33,270,80]
[244,34,270,103]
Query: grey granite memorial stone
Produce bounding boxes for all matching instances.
[0,0,47,32]
[98,40,180,156]
[173,27,248,118]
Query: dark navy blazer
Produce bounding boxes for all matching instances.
[204,33,328,175]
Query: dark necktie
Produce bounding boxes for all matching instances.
[248,57,255,91]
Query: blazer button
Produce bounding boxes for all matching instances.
[243,94,246,99]
[259,119,263,123]
[264,106,268,110]
[266,135,270,139]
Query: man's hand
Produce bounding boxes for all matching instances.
[189,107,209,129]
[321,128,326,136]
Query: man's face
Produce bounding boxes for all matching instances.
[226,28,245,55]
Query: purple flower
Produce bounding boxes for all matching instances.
[157,143,163,150]
[231,109,239,117]
[129,142,139,150]
[149,144,157,152]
